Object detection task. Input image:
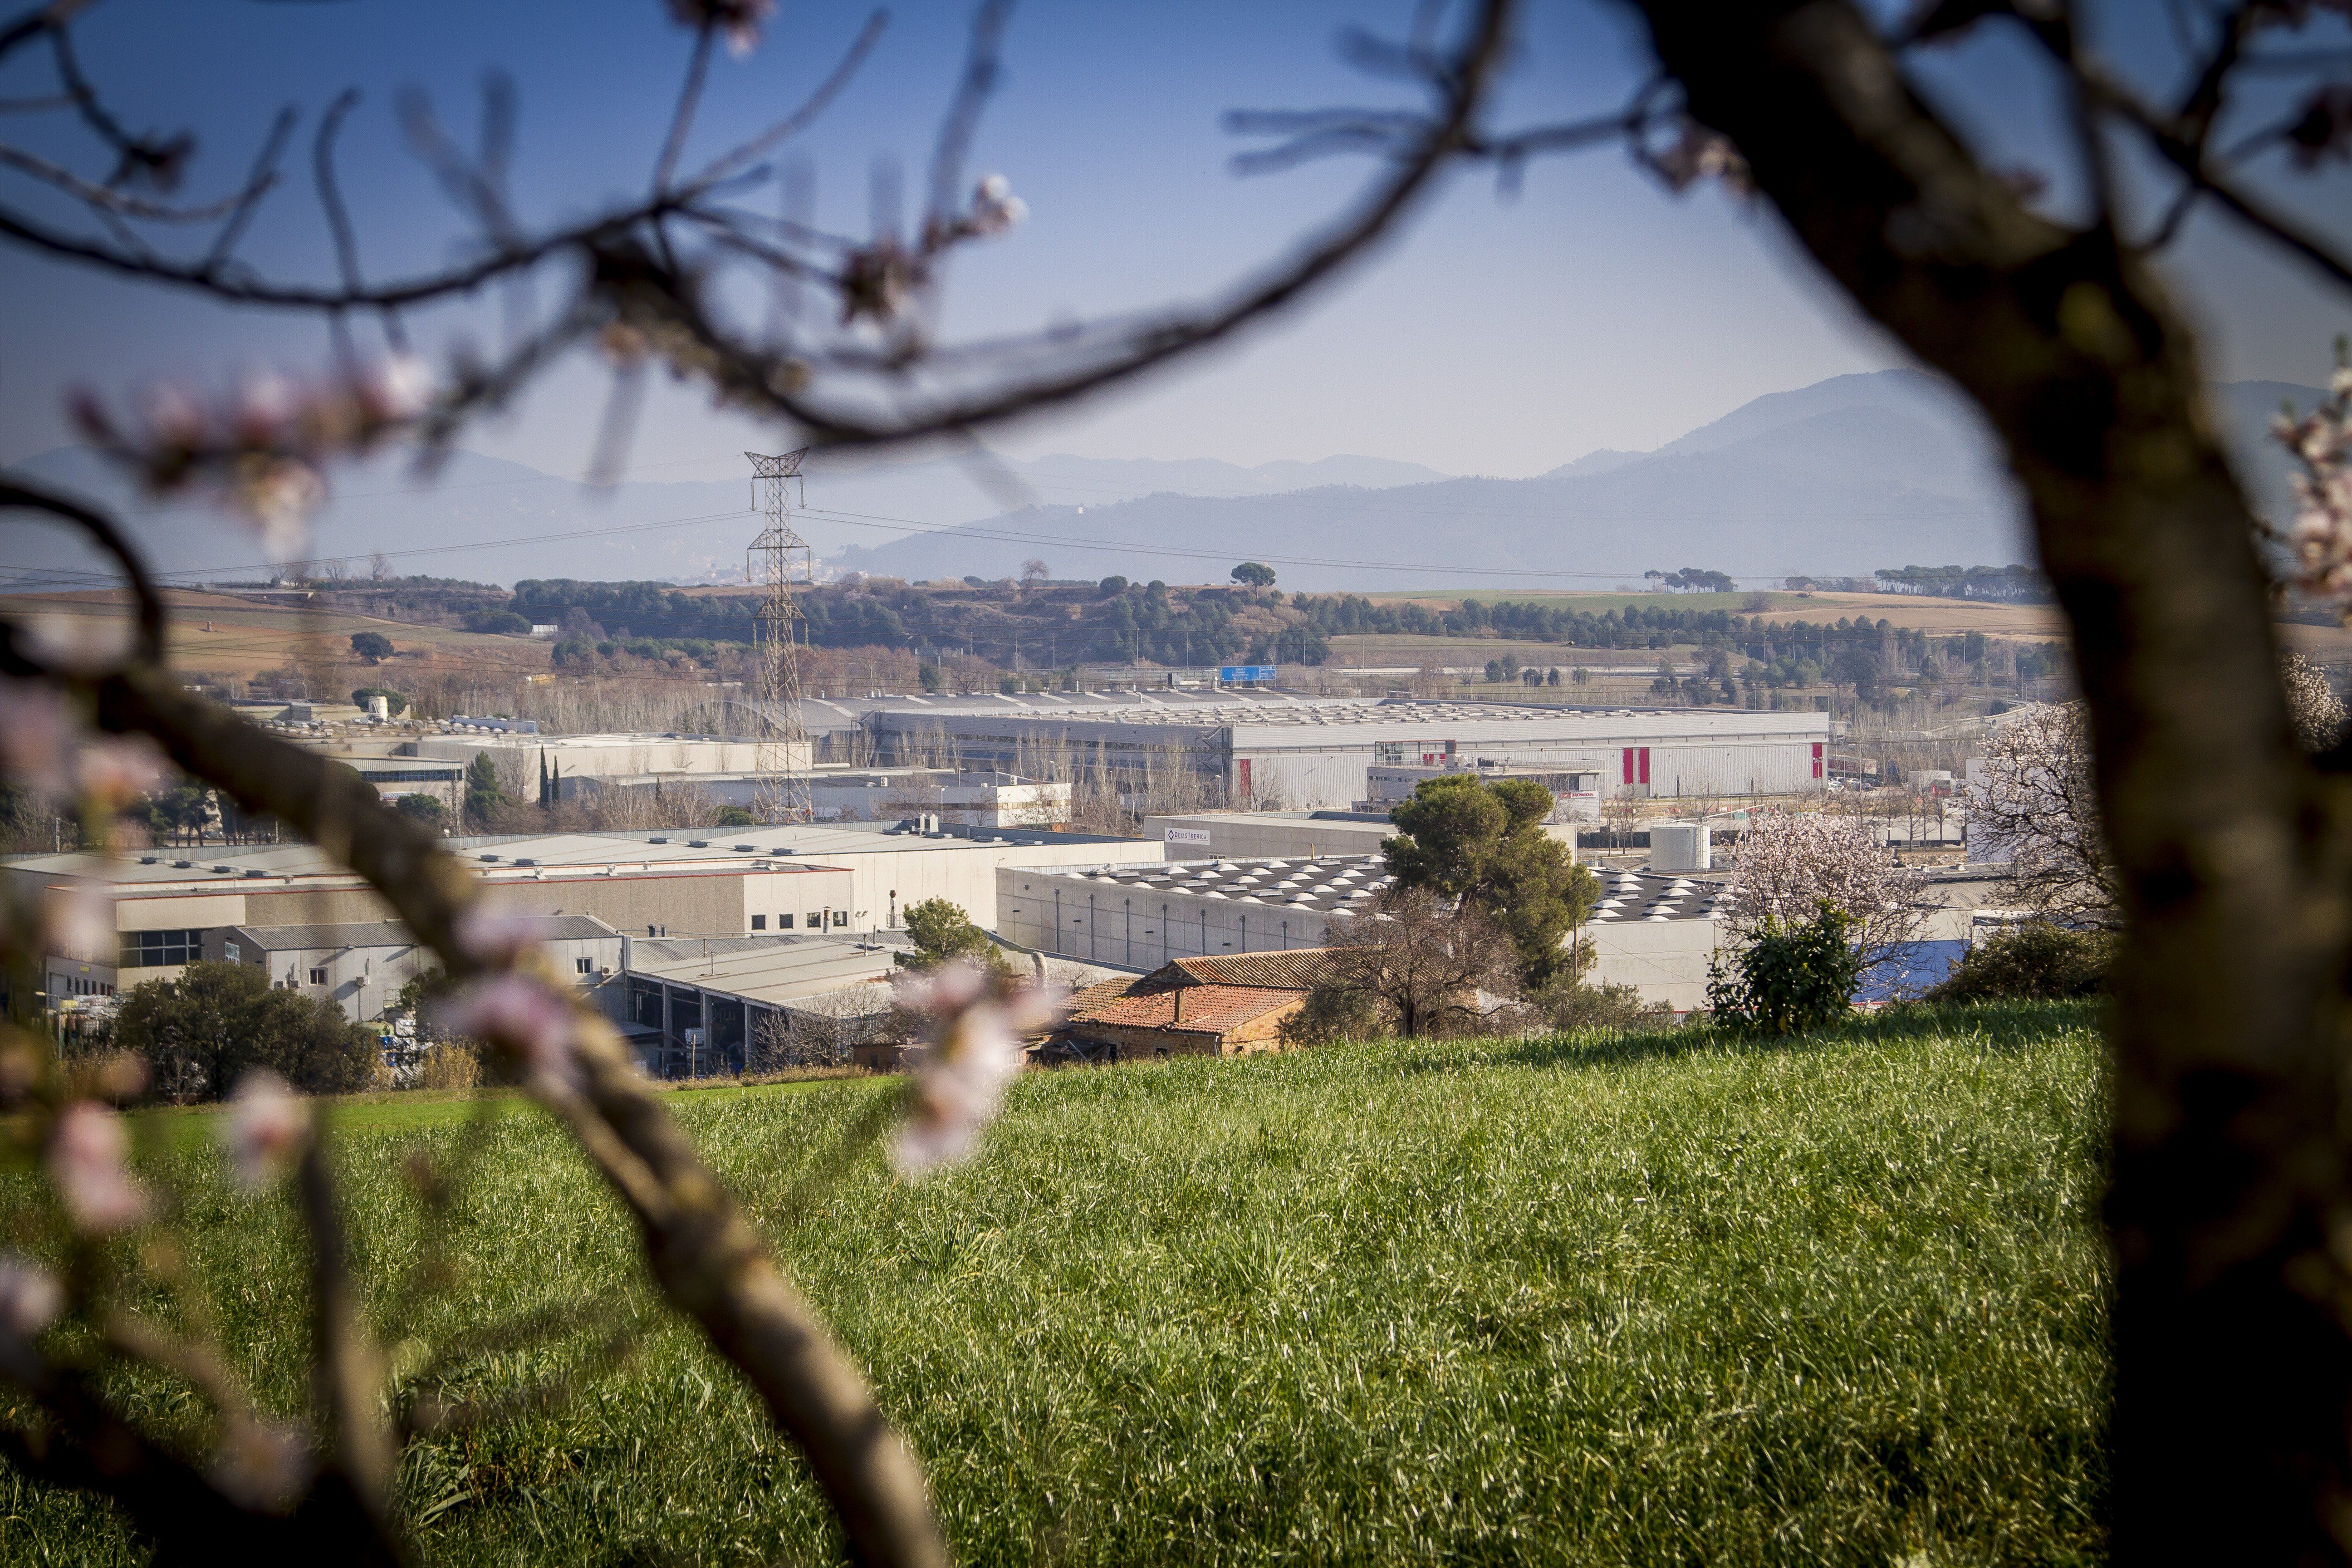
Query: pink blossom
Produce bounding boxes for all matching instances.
[441,973,579,1090]
[889,962,1065,1177]
[73,735,167,808]
[47,1102,147,1233]
[223,1070,309,1190]
[45,883,115,963]
[0,1256,62,1341]
[136,381,206,449]
[231,456,324,561]
[0,677,74,797]
[210,1419,314,1513]
[452,906,543,965]
[19,614,137,677]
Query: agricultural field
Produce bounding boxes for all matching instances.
[0,587,553,681]
[5,1005,2108,1567]
[1362,588,2073,643]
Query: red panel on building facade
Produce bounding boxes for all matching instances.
[1812,742,1825,779]
[1638,747,1651,785]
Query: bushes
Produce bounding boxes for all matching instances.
[1707,905,1865,1036]
[1532,975,1661,1033]
[113,960,377,1101]
[1927,922,2112,1003]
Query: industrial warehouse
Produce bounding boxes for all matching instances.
[854,691,1834,809]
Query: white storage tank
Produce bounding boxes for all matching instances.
[1648,821,1711,872]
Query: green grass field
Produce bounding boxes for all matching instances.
[4,1005,2109,1567]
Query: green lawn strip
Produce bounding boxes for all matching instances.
[3,1004,2107,1567]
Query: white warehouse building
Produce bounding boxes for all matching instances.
[997,856,1725,1008]
[864,692,1831,811]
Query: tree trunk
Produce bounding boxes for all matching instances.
[1629,1,2352,1557]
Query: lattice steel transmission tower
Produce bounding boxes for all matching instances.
[746,449,814,824]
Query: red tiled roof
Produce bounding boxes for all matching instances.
[1162,949,1345,990]
[1068,982,1305,1037]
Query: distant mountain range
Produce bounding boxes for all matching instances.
[833,371,2323,592]
[0,444,1452,592]
[2,371,2319,594]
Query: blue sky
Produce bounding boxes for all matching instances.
[0,0,2345,486]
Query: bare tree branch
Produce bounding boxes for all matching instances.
[0,480,165,665]
[49,659,946,1568]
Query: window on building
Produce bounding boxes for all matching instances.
[751,915,766,931]
[806,911,820,929]
[778,913,794,929]
[309,968,328,986]
[576,956,594,975]
[118,929,202,969]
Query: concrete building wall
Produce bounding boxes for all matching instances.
[999,867,1344,970]
[1141,813,1398,861]
[1585,919,1723,1011]
[872,700,1831,812]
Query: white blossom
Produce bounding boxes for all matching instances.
[47,1101,147,1234]
[1725,809,1928,961]
[666,0,774,57]
[44,882,115,963]
[72,734,167,809]
[0,676,74,797]
[0,1256,63,1341]
[452,906,543,966]
[1967,702,2116,927]
[2273,359,2352,604]
[889,961,1064,1178]
[440,973,580,1091]
[223,1069,309,1190]
[210,1419,314,1513]
[2282,648,2348,751]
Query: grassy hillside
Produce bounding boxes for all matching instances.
[5,1006,2107,1567]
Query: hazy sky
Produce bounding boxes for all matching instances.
[0,0,2345,488]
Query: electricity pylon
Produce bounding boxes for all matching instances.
[746,449,814,824]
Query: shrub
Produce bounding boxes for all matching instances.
[1926,921,2112,1003]
[1706,904,1866,1036]
[1531,975,1662,1033]
[348,630,393,662]
[113,960,377,1100]
[1279,983,1387,1046]
[466,609,532,634]
[417,1041,481,1090]
[350,686,407,715]
[902,898,1002,971]
[394,793,446,831]
[714,805,758,828]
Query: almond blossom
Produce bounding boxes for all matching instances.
[47,1101,147,1233]
[2273,357,2352,603]
[1725,809,1928,962]
[43,882,115,964]
[452,906,544,966]
[69,352,437,563]
[440,973,581,1093]
[0,1255,62,1341]
[222,1069,309,1190]
[666,0,775,57]
[0,676,74,798]
[210,1419,315,1514]
[890,961,1064,1177]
